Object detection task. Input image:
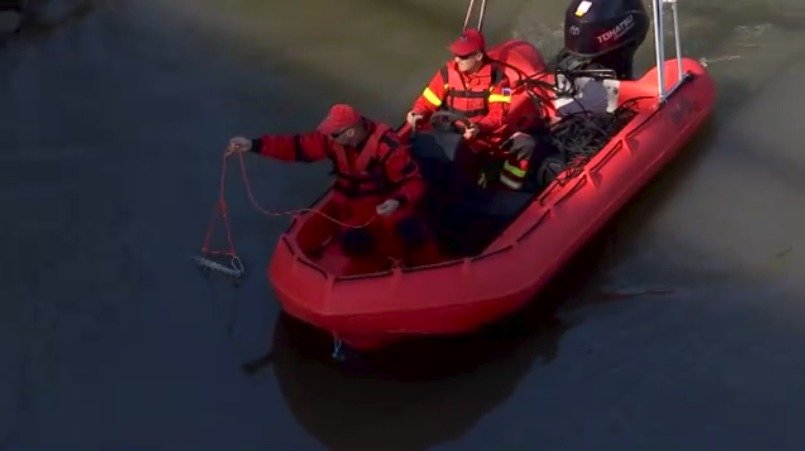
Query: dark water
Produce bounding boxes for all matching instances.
[2,0,805,449]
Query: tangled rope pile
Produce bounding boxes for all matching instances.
[547,98,639,183]
[514,68,644,188]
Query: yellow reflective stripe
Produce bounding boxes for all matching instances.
[488,94,511,103]
[422,88,442,107]
[503,160,527,178]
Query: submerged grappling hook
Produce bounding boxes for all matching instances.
[193,254,245,281]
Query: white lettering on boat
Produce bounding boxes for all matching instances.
[596,14,635,44]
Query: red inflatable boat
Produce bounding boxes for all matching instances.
[267,0,716,351]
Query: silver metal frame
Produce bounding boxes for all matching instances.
[653,0,687,101]
[463,0,488,31]
[464,0,689,100]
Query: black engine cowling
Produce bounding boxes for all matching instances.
[556,0,649,79]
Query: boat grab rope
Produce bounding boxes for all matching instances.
[196,149,377,280]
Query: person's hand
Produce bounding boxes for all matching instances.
[375,198,401,217]
[226,136,252,154]
[462,123,479,140]
[406,111,424,127]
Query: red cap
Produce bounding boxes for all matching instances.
[448,28,486,56]
[317,104,362,135]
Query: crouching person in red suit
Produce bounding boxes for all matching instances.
[226,104,438,273]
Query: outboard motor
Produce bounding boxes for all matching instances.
[554,0,649,79]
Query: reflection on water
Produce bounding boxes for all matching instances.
[1,0,94,38]
[262,228,635,451]
[270,314,565,451]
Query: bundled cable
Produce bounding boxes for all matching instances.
[546,98,639,185]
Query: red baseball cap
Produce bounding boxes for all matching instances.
[317,104,362,135]
[449,28,486,56]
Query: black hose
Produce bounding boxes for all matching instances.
[544,98,643,186]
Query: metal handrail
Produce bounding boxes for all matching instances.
[653,0,686,101]
[463,0,476,30]
[463,0,488,31]
[477,0,487,30]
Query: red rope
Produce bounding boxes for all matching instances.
[233,152,377,228]
[200,150,377,259]
[200,152,239,258]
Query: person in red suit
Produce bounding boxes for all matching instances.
[227,104,437,272]
[405,28,536,189]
